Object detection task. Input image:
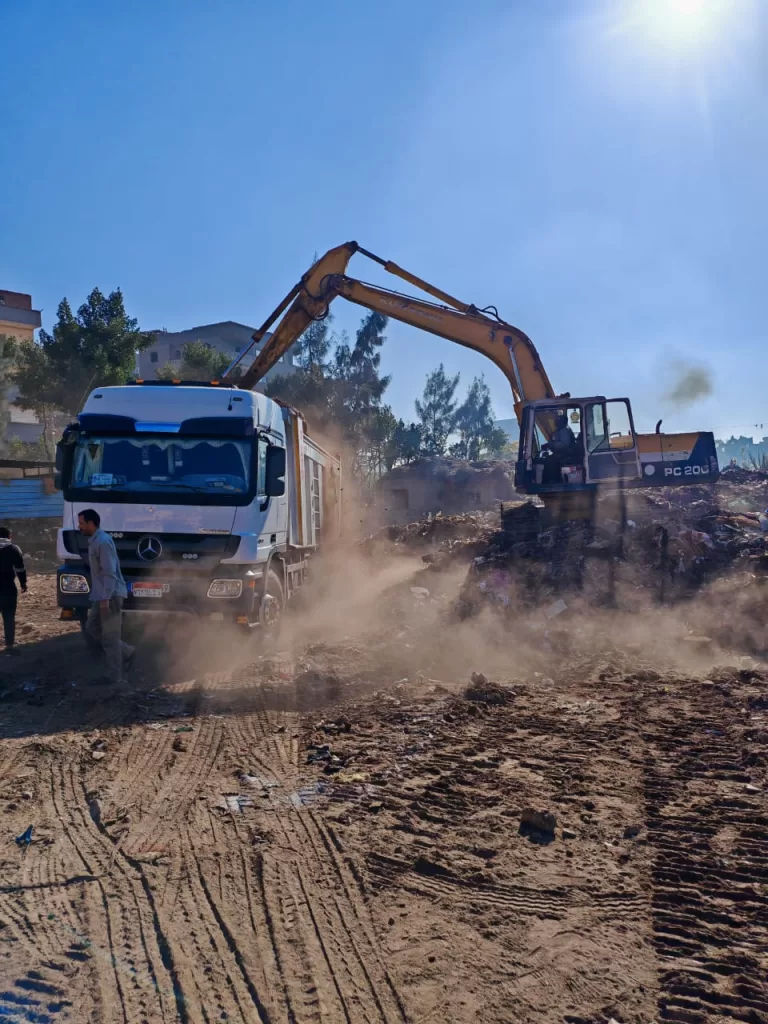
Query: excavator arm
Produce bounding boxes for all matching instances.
[225,242,557,416]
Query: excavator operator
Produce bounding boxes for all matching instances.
[548,414,577,455]
[541,413,582,483]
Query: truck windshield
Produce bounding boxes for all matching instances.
[71,435,252,495]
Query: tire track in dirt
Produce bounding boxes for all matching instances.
[116,718,224,858]
[213,707,409,1023]
[366,850,643,919]
[640,678,768,1024]
[42,754,179,1023]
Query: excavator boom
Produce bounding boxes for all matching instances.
[225,242,556,412]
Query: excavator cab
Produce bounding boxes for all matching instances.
[516,397,642,496]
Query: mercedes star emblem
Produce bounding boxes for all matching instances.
[137,535,163,561]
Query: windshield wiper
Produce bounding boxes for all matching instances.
[142,481,203,492]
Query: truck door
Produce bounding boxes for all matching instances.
[584,400,641,485]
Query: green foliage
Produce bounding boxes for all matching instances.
[292,315,332,372]
[14,288,150,417]
[0,334,17,456]
[156,340,239,381]
[266,312,395,485]
[390,420,423,466]
[5,436,53,462]
[451,375,497,460]
[415,363,460,456]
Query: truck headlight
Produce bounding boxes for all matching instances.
[60,574,90,594]
[207,579,243,599]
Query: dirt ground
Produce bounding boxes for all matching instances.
[0,555,766,1024]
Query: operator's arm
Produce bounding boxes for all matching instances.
[12,545,27,592]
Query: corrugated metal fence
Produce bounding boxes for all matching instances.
[0,478,64,519]
[0,461,64,519]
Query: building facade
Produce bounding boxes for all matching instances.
[1,290,45,449]
[375,458,517,526]
[0,290,41,343]
[137,321,295,383]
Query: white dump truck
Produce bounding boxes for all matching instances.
[55,381,341,629]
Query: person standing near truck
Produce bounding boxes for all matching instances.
[77,509,135,684]
[0,526,27,654]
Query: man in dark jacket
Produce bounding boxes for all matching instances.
[0,526,27,654]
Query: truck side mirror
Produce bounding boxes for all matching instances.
[265,446,286,497]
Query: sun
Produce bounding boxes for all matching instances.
[632,0,734,51]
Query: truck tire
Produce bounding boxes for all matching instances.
[260,569,285,633]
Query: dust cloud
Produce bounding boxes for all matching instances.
[146,532,765,712]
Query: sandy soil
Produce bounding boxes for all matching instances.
[0,566,766,1024]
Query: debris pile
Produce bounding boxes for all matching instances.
[448,478,768,624]
[362,510,499,567]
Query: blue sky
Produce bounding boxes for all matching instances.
[2,0,766,440]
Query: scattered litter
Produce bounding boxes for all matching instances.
[544,598,568,620]
[520,808,557,834]
[307,744,332,764]
[240,773,278,789]
[464,673,515,705]
[334,770,369,784]
[289,782,331,808]
[173,725,194,733]
[91,750,106,761]
[316,717,352,735]
[219,794,253,813]
[15,825,34,848]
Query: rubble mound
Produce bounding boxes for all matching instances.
[456,480,768,622]
[463,672,515,705]
[362,509,499,565]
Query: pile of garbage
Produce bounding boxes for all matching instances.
[454,477,768,616]
[361,510,500,567]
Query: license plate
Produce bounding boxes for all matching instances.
[131,582,170,598]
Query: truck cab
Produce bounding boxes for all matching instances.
[55,382,340,629]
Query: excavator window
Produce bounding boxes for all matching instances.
[585,400,635,454]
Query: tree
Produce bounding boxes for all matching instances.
[390,420,423,467]
[266,312,393,487]
[293,315,332,372]
[336,312,391,420]
[156,340,239,381]
[366,405,398,479]
[14,289,150,418]
[451,375,508,460]
[415,364,460,456]
[0,335,17,457]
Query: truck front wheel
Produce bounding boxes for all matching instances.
[259,569,285,632]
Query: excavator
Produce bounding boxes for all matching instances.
[224,242,719,520]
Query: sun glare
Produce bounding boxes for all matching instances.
[631,0,734,51]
